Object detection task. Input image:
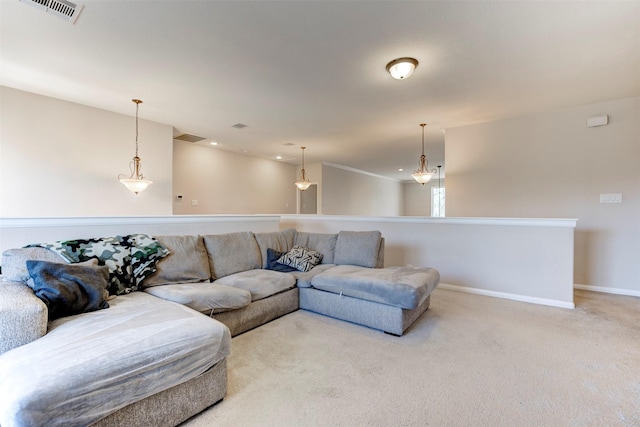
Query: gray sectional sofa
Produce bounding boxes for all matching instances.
[0,228,439,427]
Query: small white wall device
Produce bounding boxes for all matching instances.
[587,115,609,127]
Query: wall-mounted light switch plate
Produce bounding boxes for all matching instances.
[587,115,609,127]
[600,193,622,203]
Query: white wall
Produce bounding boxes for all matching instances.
[172,142,297,214]
[0,87,173,216]
[321,163,402,216]
[446,97,640,294]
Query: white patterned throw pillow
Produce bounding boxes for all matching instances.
[277,246,323,272]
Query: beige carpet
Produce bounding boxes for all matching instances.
[182,289,639,426]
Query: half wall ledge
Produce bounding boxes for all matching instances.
[281,215,578,308]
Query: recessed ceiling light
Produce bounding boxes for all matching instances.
[398,168,404,172]
[210,141,218,146]
[241,149,249,153]
[276,156,282,160]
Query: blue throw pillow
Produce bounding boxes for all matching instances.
[27,260,110,321]
[265,248,297,273]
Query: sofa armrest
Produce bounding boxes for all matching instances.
[0,280,48,355]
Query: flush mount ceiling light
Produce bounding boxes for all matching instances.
[412,123,436,185]
[386,57,418,80]
[294,146,311,191]
[118,99,153,195]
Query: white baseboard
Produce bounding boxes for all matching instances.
[437,283,576,309]
[574,283,640,298]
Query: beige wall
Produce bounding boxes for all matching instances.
[445,97,640,293]
[321,163,402,216]
[172,141,297,214]
[403,179,445,216]
[0,86,173,217]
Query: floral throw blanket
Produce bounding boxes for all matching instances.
[29,234,170,295]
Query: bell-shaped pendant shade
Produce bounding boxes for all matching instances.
[412,123,436,185]
[119,156,153,194]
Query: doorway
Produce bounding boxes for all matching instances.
[298,184,317,214]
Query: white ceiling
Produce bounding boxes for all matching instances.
[1,0,639,181]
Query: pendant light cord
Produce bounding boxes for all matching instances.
[135,101,139,157]
[133,99,142,158]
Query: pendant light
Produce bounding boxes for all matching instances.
[294,146,311,191]
[118,99,153,195]
[411,123,436,185]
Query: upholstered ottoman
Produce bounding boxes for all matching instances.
[301,265,440,335]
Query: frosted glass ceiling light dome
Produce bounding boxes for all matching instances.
[294,146,311,191]
[411,123,436,185]
[118,99,153,195]
[386,57,418,80]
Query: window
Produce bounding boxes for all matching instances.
[431,187,445,217]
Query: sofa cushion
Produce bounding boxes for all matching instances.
[287,263,336,288]
[144,235,210,287]
[293,232,337,264]
[254,228,296,269]
[214,269,296,301]
[310,265,440,310]
[277,246,323,272]
[333,230,382,268]
[144,282,251,314]
[265,248,297,273]
[26,260,110,321]
[203,232,261,279]
[1,247,66,283]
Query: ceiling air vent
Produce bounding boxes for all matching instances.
[20,0,84,24]
[231,123,248,129]
[174,134,207,143]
